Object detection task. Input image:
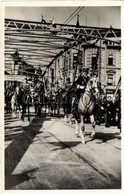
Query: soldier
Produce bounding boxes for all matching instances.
[72,67,90,113]
[65,77,71,90]
[106,96,113,126]
[75,67,89,97]
[22,78,31,92]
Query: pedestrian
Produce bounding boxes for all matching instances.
[101,95,109,127]
[106,96,113,126]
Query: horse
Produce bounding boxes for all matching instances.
[11,85,32,121]
[10,86,22,118]
[61,86,77,123]
[33,81,44,117]
[5,89,13,114]
[21,89,32,121]
[73,77,99,144]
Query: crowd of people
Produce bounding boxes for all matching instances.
[95,94,121,129]
[4,69,121,130]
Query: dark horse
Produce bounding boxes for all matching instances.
[11,86,32,121]
[61,86,77,123]
[33,81,44,117]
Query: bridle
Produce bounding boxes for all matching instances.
[81,77,98,109]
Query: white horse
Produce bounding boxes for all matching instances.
[11,86,21,119]
[74,77,99,144]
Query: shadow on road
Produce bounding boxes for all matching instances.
[86,132,121,144]
[48,141,81,151]
[5,113,51,189]
[5,168,38,189]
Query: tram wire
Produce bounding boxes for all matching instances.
[63,7,82,25]
[57,6,85,32]
[65,7,85,25]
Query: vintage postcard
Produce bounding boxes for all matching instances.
[0,1,123,193]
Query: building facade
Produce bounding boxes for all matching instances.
[47,39,121,96]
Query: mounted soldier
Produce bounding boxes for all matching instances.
[22,78,31,93]
[72,67,90,113]
[65,77,71,90]
[75,67,89,93]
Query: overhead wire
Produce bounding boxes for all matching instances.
[65,7,85,25]
[63,7,82,24]
[43,7,85,77]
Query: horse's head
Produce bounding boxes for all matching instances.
[86,77,99,95]
[15,86,20,94]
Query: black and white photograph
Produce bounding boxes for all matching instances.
[3,3,122,190]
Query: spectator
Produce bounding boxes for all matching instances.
[106,96,113,126]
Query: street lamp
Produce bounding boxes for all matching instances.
[11,49,20,75]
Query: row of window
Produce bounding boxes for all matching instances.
[73,53,115,67]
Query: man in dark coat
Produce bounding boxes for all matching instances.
[106,96,113,126]
[22,78,31,92]
[72,67,90,114]
[74,67,89,99]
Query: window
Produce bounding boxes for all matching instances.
[108,54,114,65]
[92,54,97,70]
[107,74,114,86]
[73,53,78,67]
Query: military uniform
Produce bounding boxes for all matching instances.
[75,75,89,97]
[22,79,31,92]
[72,68,89,115]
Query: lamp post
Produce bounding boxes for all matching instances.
[12,49,20,75]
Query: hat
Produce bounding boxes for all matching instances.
[50,83,54,87]
[66,77,71,83]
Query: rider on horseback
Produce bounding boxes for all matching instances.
[75,67,89,94]
[65,78,71,89]
[72,67,90,113]
[22,78,31,92]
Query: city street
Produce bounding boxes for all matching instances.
[5,110,121,190]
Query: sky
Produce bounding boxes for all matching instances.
[5,6,121,28]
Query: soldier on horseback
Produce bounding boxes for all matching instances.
[72,67,90,113]
[22,77,31,92]
[75,67,89,93]
[65,78,71,89]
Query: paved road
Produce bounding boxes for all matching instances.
[5,111,121,190]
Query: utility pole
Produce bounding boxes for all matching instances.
[64,52,66,86]
[98,39,101,92]
[55,61,56,84]
[57,58,63,87]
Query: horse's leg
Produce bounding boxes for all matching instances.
[21,105,25,121]
[80,115,85,144]
[18,106,21,120]
[34,104,36,114]
[64,113,68,122]
[38,105,41,117]
[90,114,96,138]
[57,105,60,114]
[75,119,80,136]
[28,106,30,121]
[54,105,56,115]
[12,104,16,118]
